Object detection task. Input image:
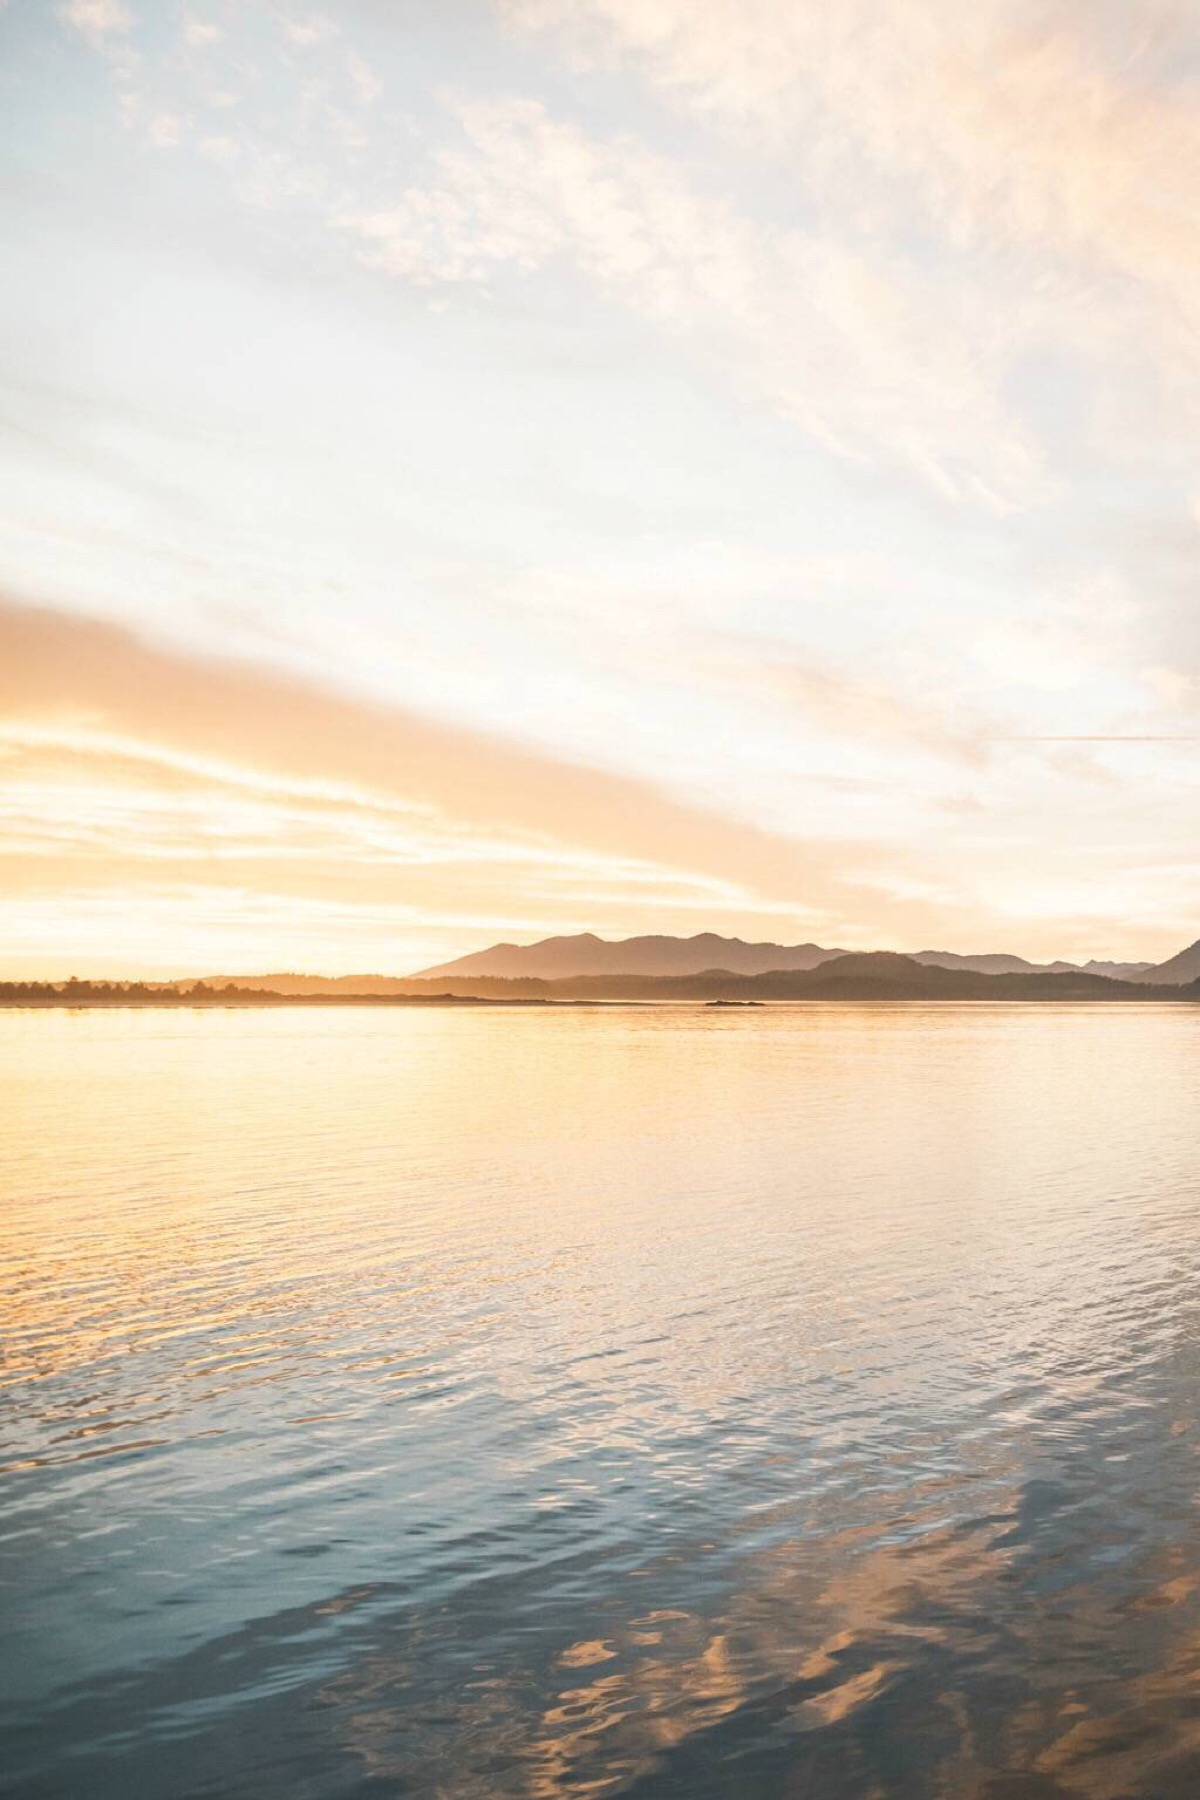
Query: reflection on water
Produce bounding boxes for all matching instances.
[3,1004,1200,1796]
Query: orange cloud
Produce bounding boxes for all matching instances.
[1,600,831,890]
[2,600,914,970]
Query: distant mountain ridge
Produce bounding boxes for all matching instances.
[150,950,1200,1005]
[178,935,1195,1001]
[1138,939,1200,985]
[413,931,1160,984]
[414,932,847,981]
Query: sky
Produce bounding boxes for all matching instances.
[2,0,1200,976]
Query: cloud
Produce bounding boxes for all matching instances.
[695,637,992,770]
[183,16,223,48]
[346,51,381,108]
[59,0,131,44]
[55,0,1200,497]
[993,735,1200,743]
[338,95,1035,500]
[20,0,1200,968]
[67,0,1196,502]
[4,602,1197,967]
[278,12,338,49]
[501,0,1200,347]
[145,111,184,149]
[0,599,879,927]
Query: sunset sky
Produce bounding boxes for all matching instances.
[3,0,1200,975]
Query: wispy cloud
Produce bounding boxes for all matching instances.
[338,95,1036,500]
[501,0,1200,291]
[59,0,131,46]
[0,600,881,940]
[183,15,223,48]
[277,11,338,49]
[501,2,1200,438]
[693,635,993,770]
[992,735,1200,744]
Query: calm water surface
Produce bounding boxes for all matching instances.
[4,1004,1200,1798]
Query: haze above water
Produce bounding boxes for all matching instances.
[5,1005,1200,1798]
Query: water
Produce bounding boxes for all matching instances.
[3,1004,1200,1798]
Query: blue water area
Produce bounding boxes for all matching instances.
[4,1004,1200,1797]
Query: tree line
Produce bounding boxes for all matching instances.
[0,980,271,1005]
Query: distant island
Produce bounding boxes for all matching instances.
[6,934,1200,1006]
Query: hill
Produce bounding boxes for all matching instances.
[413,931,1163,983]
[1139,938,1200,986]
[414,932,847,980]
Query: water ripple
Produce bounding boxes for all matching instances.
[4,1004,1200,1795]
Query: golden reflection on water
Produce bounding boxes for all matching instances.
[4,1004,1200,1796]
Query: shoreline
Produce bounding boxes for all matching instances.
[4,993,1199,1010]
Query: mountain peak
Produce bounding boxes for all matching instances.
[1140,937,1200,985]
[413,930,844,981]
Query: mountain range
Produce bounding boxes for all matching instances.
[414,931,1161,984]
[170,932,1200,1005]
[145,945,1200,1006]
[14,935,1198,1007]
